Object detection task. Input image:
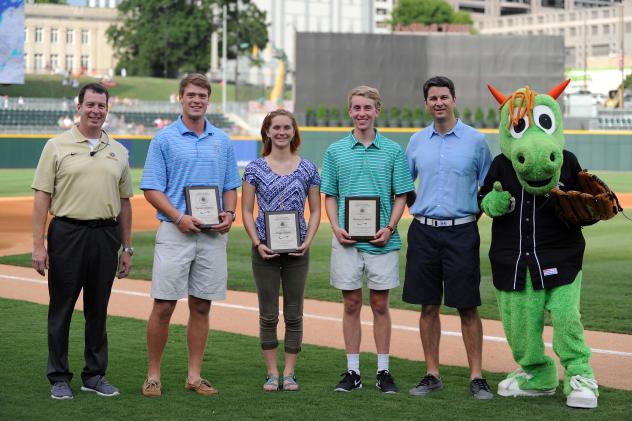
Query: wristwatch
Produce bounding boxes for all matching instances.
[225,210,236,221]
[122,246,135,256]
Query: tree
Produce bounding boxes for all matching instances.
[453,11,473,25]
[401,106,412,127]
[226,1,269,100]
[474,106,485,127]
[462,107,472,124]
[329,106,341,127]
[107,0,268,79]
[391,0,453,27]
[391,0,473,28]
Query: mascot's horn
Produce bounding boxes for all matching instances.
[487,84,506,104]
[547,79,571,99]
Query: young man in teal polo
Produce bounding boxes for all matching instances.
[321,86,414,394]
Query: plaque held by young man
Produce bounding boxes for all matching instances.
[345,196,380,241]
[184,186,220,229]
[264,210,300,253]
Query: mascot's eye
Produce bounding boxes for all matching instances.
[533,105,556,135]
[509,116,529,139]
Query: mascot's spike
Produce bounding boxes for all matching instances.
[487,84,506,104]
[547,79,571,99]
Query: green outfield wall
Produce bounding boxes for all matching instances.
[1,129,632,171]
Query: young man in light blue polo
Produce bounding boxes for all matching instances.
[140,73,241,397]
[321,86,414,394]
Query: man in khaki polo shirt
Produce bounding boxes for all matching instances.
[31,83,133,400]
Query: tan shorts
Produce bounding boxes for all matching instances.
[329,237,400,291]
[151,221,228,301]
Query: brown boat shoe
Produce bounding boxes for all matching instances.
[142,378,161,397]
[185,378,218,396]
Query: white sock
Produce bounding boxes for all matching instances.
[347,354,360,374]
[377,354,389,372]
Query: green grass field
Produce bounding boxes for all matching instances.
[1,169,630,197]
[0,168,146,197]
[0,74,268,102]
[1,212,631,334]
[1,298,630,420]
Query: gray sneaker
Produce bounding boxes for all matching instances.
[51,381,73,400]
[81,375,120,397]
[470,378,494,400]
[409,374,443,396]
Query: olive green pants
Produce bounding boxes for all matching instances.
[251,249,309,354]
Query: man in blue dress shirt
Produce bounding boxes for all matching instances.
[403,76,493,400]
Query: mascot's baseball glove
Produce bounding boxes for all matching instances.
[551,171,623,225]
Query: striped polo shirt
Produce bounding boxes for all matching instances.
[140,116,241,222]
[321,130,414,254]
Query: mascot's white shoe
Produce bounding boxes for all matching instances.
[566,375,598,409]
[497,369,556,397]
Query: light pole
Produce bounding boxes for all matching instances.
[222,3,227,113]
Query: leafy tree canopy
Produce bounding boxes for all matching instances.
[391,0,472,28]
[107,0,268,78]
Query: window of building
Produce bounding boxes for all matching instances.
[603,24,609,35]
[591,25,598,36]
[591,10,598,19]
[376,8,387,16]
[570,27,576,37]
[35,27,43,43]
[558,13,564,22]
[376,21,388,29]
[565,47,576,67]
[81,29,89,45]
[507,18,513,26]
[51,28,59,43]
[592,44,610,56]
[602,9,610,18]
[80,55,89,70]
[34,53,43,70]
[627,22,631,33]
[570,12,576,20]
[65,54,74,71]
[66,29,74,44]
[537,15,543,24]
[50,54,59,71]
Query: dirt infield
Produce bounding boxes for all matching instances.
[1,193,631,257]
[1,195,631,391]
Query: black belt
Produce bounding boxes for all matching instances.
[55,216,118,228]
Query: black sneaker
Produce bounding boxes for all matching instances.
[470,377,494,400]
[376,370,399,394]
[334,370,362,392]
[409,374,443,396]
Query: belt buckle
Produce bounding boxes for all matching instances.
[87,220,98,228]
[437,220,451,227]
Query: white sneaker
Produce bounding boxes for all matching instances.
[497,369,556,397]
[566,375,598,409]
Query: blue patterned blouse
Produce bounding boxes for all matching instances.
[243,157,320,243]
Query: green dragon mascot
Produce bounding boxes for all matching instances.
[478,80,598,409]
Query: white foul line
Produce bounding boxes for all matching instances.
[2,273,631,358]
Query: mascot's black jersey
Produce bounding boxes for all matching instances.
[478,150,585,291]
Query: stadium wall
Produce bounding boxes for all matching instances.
[1,130,632,171]
[294,33,565,117]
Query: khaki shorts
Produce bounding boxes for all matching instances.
[330,237,400,291]
[151,221,228,301]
